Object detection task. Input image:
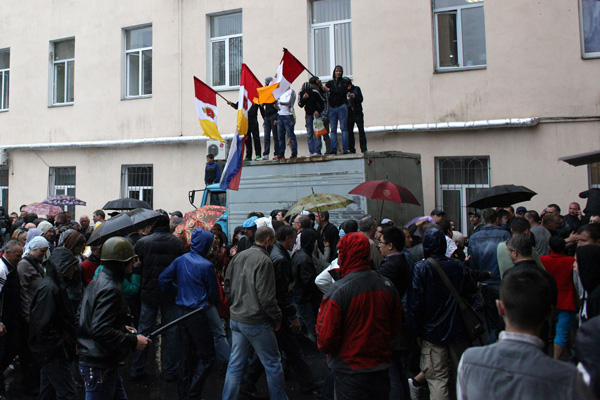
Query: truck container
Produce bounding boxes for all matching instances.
[189,151,424,239]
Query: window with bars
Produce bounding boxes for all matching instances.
[121,165,153,207]
[0,168,8,211]
[589,162,600,188]
[51,39,75,105]
[310,0,352,79]
[49,167,76,215]
[210,12,242,88]
[435,156,490,233]
[0,49,9,111]
[433,0,486,71]
[124,25,152,98]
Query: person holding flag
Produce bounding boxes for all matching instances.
[220,64,263,191]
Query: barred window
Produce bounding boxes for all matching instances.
[0,167,8,210]
[121,165,153,207]
[589,162,600,189]
[49,167,76,215]
[435,156,490,233]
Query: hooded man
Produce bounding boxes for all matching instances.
[316,232,402,400]
[159,228,219,400]
[408,228,478,400]
[29,246,80,399]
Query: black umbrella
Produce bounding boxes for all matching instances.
[467,185,537,209]
[87,208,161,246]
[103,198,151,211]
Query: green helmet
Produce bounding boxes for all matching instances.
[101,237,135,262]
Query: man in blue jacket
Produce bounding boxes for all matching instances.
[159,228,219,400]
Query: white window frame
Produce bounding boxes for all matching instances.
[48,167,76,215]
[123,25,152,99]
[309,0,353,81]
[579,0,600,59]
[435,156,490,234]
[209,11,242,90]
[433,1,486,72]
[0,48,9,112]
[0,167,8,211]
[121,165,153,207]
[50,39,75,106]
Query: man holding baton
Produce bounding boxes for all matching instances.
[77,237,151,400]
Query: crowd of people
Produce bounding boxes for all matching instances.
[0,194,599,399]
[231,64,366,162]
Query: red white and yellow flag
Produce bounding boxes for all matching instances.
[236,64,263,136]
[257,49,307,104]
[194,76,224,142]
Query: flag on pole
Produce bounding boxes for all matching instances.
[220,64,262,191]
[236,64,263,137]
[194,76,224,142]
[257,49,307,104]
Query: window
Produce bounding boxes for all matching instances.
[125,26,152,98]
[590,162,600,188]
[210,12,242,88]
[433,0,486,71]
[0,49,9,111]
[121,165,153,207]
[0,167,8,211]
[51,39,75,105]
[310,0,352,79]
[49,167,76,215]
[580,0,600,59]
[435,157,490,233]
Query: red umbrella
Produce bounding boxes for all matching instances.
[174,206,227,248]
[349,178,420,221]
[23,202,63,216]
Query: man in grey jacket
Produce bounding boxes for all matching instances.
[457,266,594,400]
[222,226,286,400]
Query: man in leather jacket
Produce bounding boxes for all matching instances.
[77,237,151,399]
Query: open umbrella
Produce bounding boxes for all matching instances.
[23,202,63,216]
[87,208,161,246]
[42,194,87,206]
[284,192,353,217]
[103,198,151,211]
[349,177,420,221]
[467,185,537,209]
[174,206,227,248]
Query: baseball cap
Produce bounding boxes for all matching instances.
[516,206,527,214]
[431,209,445,216]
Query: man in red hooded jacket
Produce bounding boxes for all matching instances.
[316,232,402,400]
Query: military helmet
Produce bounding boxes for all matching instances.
[101,237,136,262]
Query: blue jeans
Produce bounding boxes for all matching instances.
[277,114,297,158]
[222,320,288,400]
[305,114,322,154]
[263,113,279,157]
[79,366,127,400]
[40,358,76,400]
[206,305,231,367]
[130,302,179,378]
[328,104,349,152]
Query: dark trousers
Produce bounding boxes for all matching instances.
[348,114,367,153]
[481,283,501,344]
[244,322,313,388]
[19,318,40,390]
[334,369,390,400]
[40,358,76,400]
[245,121,261,158]
[177,307,215,400]
[0,320,20,394]
[79,366,127,400]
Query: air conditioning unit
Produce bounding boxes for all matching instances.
[206,140,229,160]
[0,149,7,166]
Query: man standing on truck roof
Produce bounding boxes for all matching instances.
[205,154,221,186]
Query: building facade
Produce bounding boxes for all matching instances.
[0,0,599,233]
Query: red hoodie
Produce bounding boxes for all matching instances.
[316,232,401,373]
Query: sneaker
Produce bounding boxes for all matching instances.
[261,155,269,161]
[273,155,284,160]
[342,149,350,154]
[408,378,421,400]
[325,151,337,155]
[243,157,251,161]
[254,156,261,161]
